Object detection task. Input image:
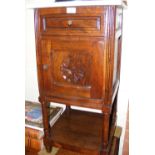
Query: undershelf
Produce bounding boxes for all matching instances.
[50,109,103,155]
[56,126,122,155]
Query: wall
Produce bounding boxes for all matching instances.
[117,9,129,154]
[25,8,129,155]
[25,9,39,101]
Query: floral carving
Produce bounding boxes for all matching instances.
[60,55,86,84]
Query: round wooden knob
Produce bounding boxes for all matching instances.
[67,20,73,26]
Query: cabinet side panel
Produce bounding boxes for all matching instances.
[103,6,116,105]
[113,7,123,88]
[35,9,44,97]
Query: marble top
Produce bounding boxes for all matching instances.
[26,0,127,9]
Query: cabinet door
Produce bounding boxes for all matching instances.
[40,37,105,99]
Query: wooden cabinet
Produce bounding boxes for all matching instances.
[35,6,123,155]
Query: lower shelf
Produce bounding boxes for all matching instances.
[56,126,122,155]
[51,109,103,155]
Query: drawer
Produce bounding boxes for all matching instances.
[40,15,104,36]
[44,16,100,29]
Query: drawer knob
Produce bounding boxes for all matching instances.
[67,20,72,26]
[43,64,48,70]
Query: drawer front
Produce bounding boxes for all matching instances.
[41,15,103,36]
[37,7,105,36]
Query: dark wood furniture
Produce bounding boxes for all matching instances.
[34,6,123,155]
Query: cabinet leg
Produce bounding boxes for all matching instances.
[101,113,110,154]
[112,94,118,127]
[66,105,71,116]
[45,143,52,153]
[40,101,52,153]
[100,150,108,155]
[66,105,71,110]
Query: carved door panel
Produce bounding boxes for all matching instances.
[41,37,105,99]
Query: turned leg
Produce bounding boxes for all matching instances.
[40,100,52,152]
[112,94,118,127]
[101,113,110,155]
[66,105,71,116]
[101,94,118,155]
